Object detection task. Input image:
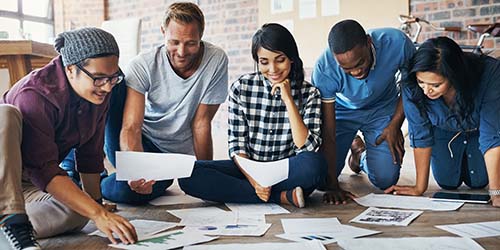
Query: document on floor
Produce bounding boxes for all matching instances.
[435,221,500,238]
[281,218,341,234]
[350,207,423,226]
[167,207,266,226]
[109,229,218,250]
[336,237,484,250]
[225,203,290,215]
[278,218,380,245]
[149,188,206,206]
[234,155,288,187]
[89,219,177,240]
[353,193,464,211]
[277,225,380,245]
[184,223,272,236]
[184,240,326,250]
[116,152,195,181]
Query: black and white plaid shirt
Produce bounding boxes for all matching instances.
[228,73,322,161]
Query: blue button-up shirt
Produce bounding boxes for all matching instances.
[403,56,500,154]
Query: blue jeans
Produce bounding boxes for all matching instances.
[178,152,327,204]
[334,104,401,190]
[60,82,173,205]
[431,127,488,190]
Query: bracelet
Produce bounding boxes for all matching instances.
[488,190,500,196]
[94,197,103,205]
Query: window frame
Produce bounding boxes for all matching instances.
[0,0,54,40]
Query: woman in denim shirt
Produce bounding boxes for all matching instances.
[385,37,500,208]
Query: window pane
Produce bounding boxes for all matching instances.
[0,17,21,39]
[0,0,18,12]
[23,0,51,18]
[23,21,54,43]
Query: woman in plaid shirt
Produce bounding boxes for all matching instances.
[179,23,327,208]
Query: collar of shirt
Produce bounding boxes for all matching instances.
[370,41,377,70]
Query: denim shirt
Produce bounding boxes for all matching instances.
[403,57,500,154]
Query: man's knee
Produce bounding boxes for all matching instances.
[369,171,400,190]
[0,104,22,128]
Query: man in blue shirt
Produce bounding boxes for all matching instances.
[312,20,415,204]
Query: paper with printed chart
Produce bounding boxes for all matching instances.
[234,155,289,187]
[277,218,379,245]
[116,152,195,181]
[225,203,290,215]
[336,237,484,250]
[350,207,423,226]
[184,240,326,250]
[184,223,272,236]
[435,221,500,238]
[109,229,218,250]
[167,206,265,226]
[354,193,464,211]
[89,219,177,240]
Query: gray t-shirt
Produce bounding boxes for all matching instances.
[125,41,228,154]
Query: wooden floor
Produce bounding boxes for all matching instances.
[40,139,500,250]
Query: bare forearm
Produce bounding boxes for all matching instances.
[193,126,213,160]
[285,101,308,148]
[484,146,500,190]
[120,127,143,152]
[390,96,405,128]
[46,175,105,220]
[413,147,432,193]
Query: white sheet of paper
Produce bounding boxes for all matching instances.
[167,207,266,226]
[116,152,195,181]
[109,229,218,250]
[337,237,484,250]
[225,203,290,215]
[184,241,326,250]
[277,224,380,245]
[435,221,500,238]
[89,219,177,240]
[281,218,341,234]
[234,155,289,187]
[350,207,423,226]
[354,193,464,211]
[184,223,272,236]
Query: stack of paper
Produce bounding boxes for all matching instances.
[276,218,380,245]
[225,203,290,215]
[168,206,270,236]
[354,193,464,211]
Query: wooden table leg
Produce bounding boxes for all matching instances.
[6,55,32,87]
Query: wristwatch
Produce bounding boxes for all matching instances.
[488,189,500,196]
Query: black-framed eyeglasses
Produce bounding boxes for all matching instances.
[76,64,124,87]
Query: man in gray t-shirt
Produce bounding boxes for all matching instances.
[100,2,228,204]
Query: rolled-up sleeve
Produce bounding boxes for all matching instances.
[402,85,434,148]
[296,86,322,152]
[13,90,67,191]
[228,80,248,157]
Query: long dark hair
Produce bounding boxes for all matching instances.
[251,23,305,90]
[404,36,485,127]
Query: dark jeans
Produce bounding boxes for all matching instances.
[60,82,173,205]
[178,151,327,204]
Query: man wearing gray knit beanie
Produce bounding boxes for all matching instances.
[0,27,137,250]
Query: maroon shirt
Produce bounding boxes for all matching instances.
[1,56,109,191]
